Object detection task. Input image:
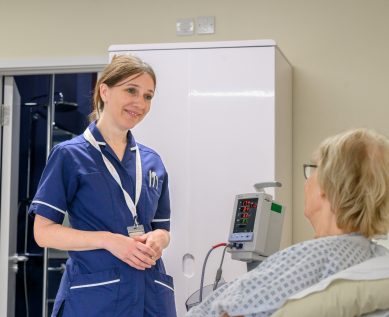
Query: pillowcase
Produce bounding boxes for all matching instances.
[271,278,389,317]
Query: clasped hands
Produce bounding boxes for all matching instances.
[107,229,169,270]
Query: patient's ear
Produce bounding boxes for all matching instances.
[320,188,330,201]
[319,187,327,199]
[319,189,336,214]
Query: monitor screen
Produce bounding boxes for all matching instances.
[232,197,258,233]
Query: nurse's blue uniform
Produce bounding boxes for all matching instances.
[29,122,176,317]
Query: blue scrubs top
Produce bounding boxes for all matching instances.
[29,122,176,317]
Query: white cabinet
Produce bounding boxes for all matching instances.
[109,40,292,316]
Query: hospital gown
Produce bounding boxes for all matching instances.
[186,233,389,317]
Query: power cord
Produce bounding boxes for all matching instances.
[212,244,230,291]
[198,242,230,303]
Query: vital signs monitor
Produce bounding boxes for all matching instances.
[228,182,285,263]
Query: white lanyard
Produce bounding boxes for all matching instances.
[83,128,142,225]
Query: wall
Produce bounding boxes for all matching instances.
[1,0,389,243]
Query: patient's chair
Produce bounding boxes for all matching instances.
[271,255,389,317]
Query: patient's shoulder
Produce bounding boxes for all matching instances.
[280,233,369,254]
[263,234,372,272]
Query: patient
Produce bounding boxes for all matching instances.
[187,128,389,317]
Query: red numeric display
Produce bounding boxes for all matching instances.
[233,197,258,233]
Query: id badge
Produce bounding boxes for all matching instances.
[127,224,145,238]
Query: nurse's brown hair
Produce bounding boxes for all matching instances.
[90,54,156,122]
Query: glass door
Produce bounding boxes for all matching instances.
[14,72,97,317]
[0,72,98,317]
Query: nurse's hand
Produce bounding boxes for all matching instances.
[104,233,157,270]
[134,229,170,261]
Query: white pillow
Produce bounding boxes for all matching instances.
[271,278,389,317]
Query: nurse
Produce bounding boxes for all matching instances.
[29,55,176,317]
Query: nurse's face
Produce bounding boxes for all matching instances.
[100,72,155,130]
[303,166,323,223]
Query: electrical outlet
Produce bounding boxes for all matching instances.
[196,16,215,34]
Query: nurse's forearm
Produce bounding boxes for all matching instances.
[34,215,157,270]
[34,214,113,251]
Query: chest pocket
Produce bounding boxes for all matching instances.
[139,175,164,224]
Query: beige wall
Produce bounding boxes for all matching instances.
[1,0,389,243]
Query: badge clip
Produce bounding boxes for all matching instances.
[127,216,145,238]
[127,225,145,237]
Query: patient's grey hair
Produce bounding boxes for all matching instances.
[314,128,389,238]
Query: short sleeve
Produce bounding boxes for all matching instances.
[151,172,171,231]
[28,144,78,224]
